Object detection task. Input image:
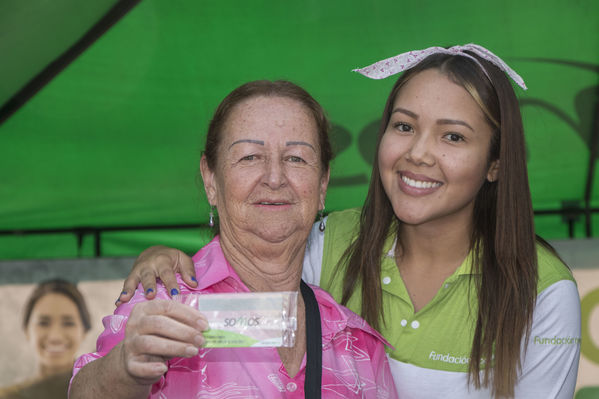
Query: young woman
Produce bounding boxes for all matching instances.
[117,45,581,398]
[0,279,90,399]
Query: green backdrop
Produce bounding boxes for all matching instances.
[1,0,598,259]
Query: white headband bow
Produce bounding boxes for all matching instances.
[352,43,527,90]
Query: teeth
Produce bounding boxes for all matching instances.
[402,175,441,189]
[44,345,68,353]
[260,202,285,205]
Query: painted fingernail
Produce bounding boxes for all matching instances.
[191,276,197,283]
[120,291,127,296]
[114,299,121,306]
[170,288,179,296]
[146,288,154,295]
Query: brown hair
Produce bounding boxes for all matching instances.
[23,279,91,332]
[340,52,537,397]
[204,80,332,171]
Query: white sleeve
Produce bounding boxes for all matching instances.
[301,216,327,286]
[515,280,581,399]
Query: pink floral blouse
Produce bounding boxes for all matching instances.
[71,237,398,398]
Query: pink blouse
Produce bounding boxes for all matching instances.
[71,237,398,398]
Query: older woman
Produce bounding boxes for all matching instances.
[68,80,397,399]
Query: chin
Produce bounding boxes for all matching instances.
[392,207,424,225]
[255,227,303,243]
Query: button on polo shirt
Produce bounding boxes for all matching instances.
[376,239,478,372]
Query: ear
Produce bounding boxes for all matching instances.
[486,159,499,182]
[319,167,330,210]
[200,155,218,205]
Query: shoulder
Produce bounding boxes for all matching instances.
[528,244,580,348]
[536,242,576,294]
[325,208,361,233]
[191,236,223,268]
[0,373,71,399]
[0,379,32,398]
[310,283,389,347]
[322,208,362,259]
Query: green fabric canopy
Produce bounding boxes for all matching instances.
[1,0,598,259]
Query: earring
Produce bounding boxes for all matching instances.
[318,208,325,232]
[208,206,215,228]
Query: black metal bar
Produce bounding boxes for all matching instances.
[0,223,209,236]
[534,208,599,216]
[94,230,102,257]
[0,0,142,125]
[76,231,84,257]
[0,209,596,238]
[0,210,595,257]
[584,85,599,237]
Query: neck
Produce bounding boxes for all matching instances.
[219,233,305,292]
[397,215,473,272]
[218,232,307,378]
[38,362,71,379]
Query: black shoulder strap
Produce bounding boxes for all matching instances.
[300,280,322,399]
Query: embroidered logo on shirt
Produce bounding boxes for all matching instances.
[428,350,470,365]
[533,336,581,345]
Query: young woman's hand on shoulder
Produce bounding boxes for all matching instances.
[116,246,196,306]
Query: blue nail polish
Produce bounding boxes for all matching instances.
[191,276,197,282]
[171,288,179,296]
[120,291,127,296]
[146,288,154,294]
[115,299,120,306]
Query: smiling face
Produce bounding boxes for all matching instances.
[201,95,329,246]
[378,68,498,230]
[26,293,86,375]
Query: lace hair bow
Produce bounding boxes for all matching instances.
[352,43,527,90]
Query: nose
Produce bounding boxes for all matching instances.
[263,158,287,189]
[46,322,66,343]
[405,134,435,166]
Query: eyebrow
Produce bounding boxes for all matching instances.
[229,139,264,148]
[437,119,474,132]
[391,107,418,119]
[229,139,315,151]
[391,107,474,132]
[286,141,315,151]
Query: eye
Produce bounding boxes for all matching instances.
[239,154,256,162]
[37,320,50,327]
[286,155,305,163]
[393,122,413,133]
[444,133,465,142]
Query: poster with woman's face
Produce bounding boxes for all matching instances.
[0,257,133,392]
[0,281,123,386]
